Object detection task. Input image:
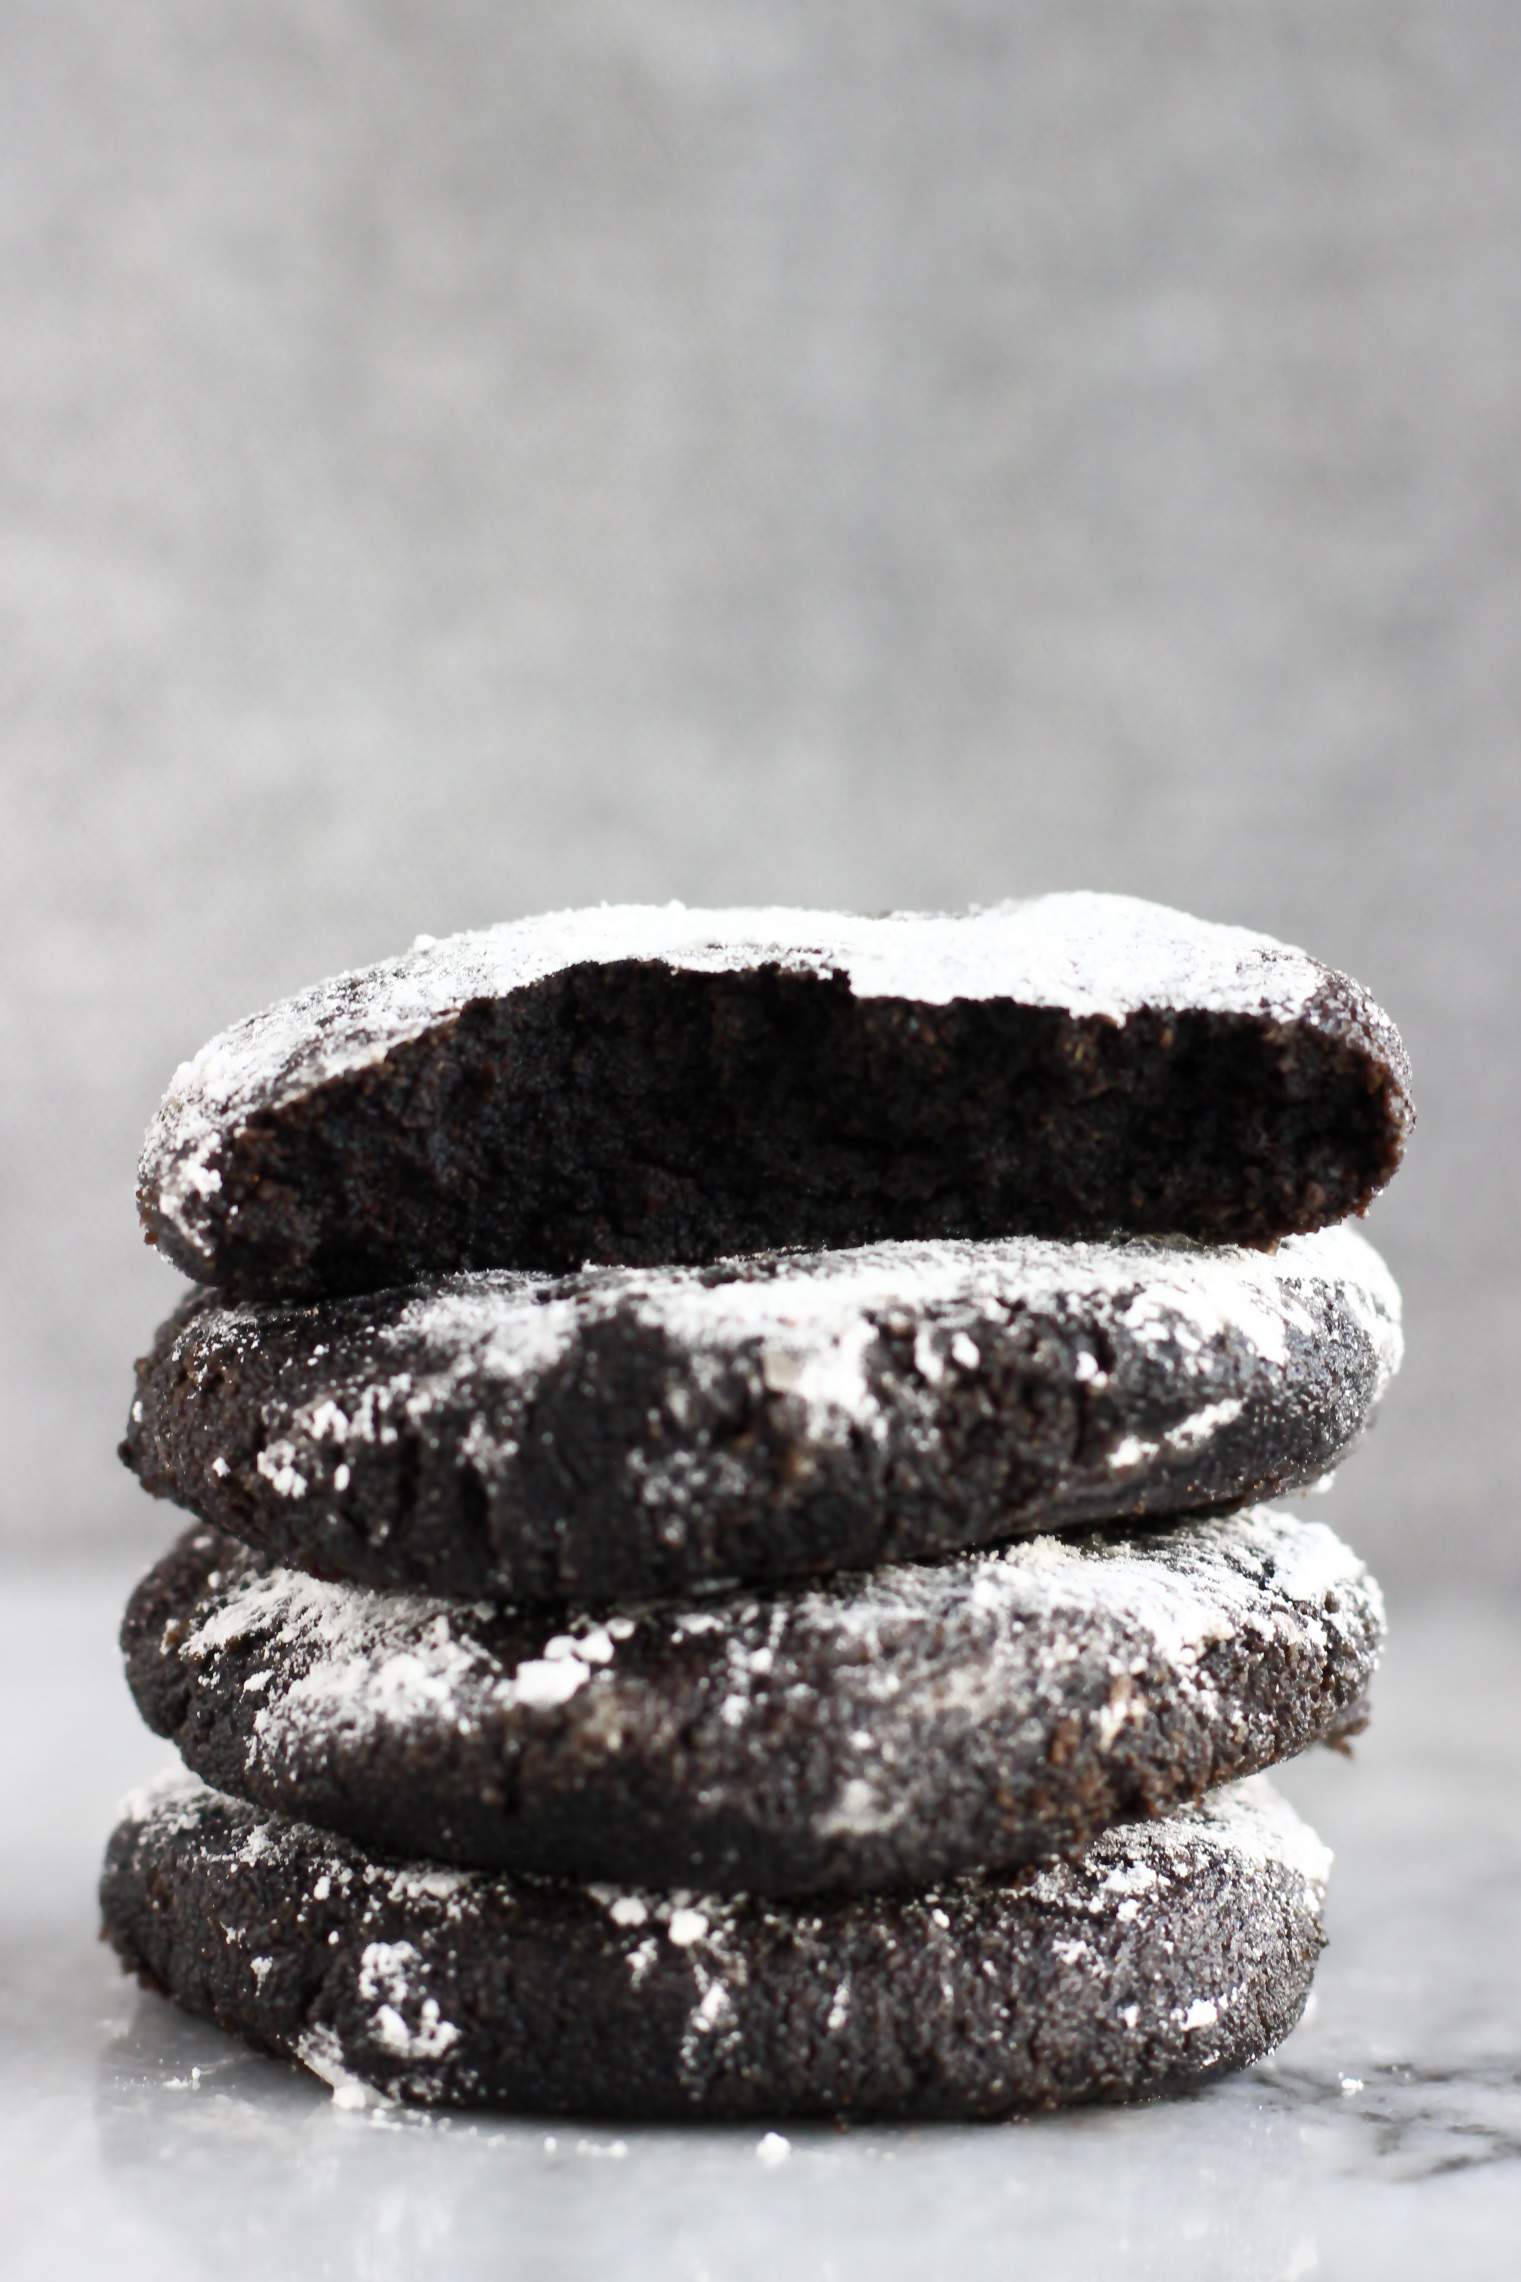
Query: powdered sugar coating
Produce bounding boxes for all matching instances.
[102,1769,1331,2115]
[318,1218,1399,1423]
[129,1504,1383,1894]
[138,893,1374,1272]
[130,1222,1402,1601]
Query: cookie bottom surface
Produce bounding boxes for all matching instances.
[101,1772,1329,2119]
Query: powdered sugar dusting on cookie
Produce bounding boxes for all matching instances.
[151,1224,1401,1558]
[138,895,1362,1267]
[148,1504,1381,1892]
[105,1771,1330,2112]
[356,1940,461,2062]
[179,1563,618,1744]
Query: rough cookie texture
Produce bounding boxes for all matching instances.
[137,896,1413,1296]
[122,1509,1382,1894]
[122,1226,1401,1602]
[100,1771,1330,2118]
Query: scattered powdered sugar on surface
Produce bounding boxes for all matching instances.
[140,894,1351,1259]
[294,2027,391,2111]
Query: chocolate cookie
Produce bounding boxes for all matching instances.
[138,896,1412,1297]
[122,1226,1401,1603]
[101,1770,1330,2118]
[122,1508,1381,1895]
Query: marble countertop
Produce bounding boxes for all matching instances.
[5,1558,1517,2282]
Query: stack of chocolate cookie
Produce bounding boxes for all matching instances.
[104,895,1412,2118]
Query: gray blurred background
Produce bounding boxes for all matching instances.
[3,2,1518,1597]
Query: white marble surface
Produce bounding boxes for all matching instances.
[3,1557,1517,2281]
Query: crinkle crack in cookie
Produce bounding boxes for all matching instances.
[101,1771,1331,2119]
[137,896,1413,1296]
[122,1507,1382,1895]
[122,1225,1401,1602]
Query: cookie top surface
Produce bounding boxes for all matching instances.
[101,1769,1330,2117]
[150,893,1332,1141]
[126,1223,1401,1601]
[124,1505,1383,1893]
[138,894,1412,1290]
[192,1218,1402,1406]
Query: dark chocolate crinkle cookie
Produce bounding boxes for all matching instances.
[137,896,1413,1297]
[101,1770,1331,2119]
[122,1508,1382,1895]
[122,1225,1401,1603]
